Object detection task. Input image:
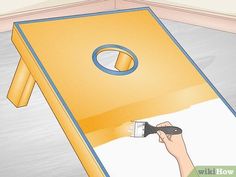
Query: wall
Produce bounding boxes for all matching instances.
[0,0,115,32]
[0,0,88,17]
[145,0,236,16]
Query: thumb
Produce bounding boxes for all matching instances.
[157,131,170,144]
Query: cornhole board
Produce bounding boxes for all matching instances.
[7,7,236,177]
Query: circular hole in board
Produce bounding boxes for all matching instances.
[92,44,138,76]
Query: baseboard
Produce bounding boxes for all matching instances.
[0,0,115,32]
[116,0,236,33]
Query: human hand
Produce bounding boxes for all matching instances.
[156,121,187,161]
[157,121,195,177]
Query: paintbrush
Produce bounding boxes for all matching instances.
[129,121,182,137]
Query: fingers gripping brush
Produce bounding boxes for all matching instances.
[130,121,182,137]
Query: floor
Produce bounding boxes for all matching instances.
[0,18,236,177]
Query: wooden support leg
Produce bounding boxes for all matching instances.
[7,58,35,107]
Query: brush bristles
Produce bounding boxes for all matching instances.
[129,121,145,137]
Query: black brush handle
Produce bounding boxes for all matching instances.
[144,122,182,137]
